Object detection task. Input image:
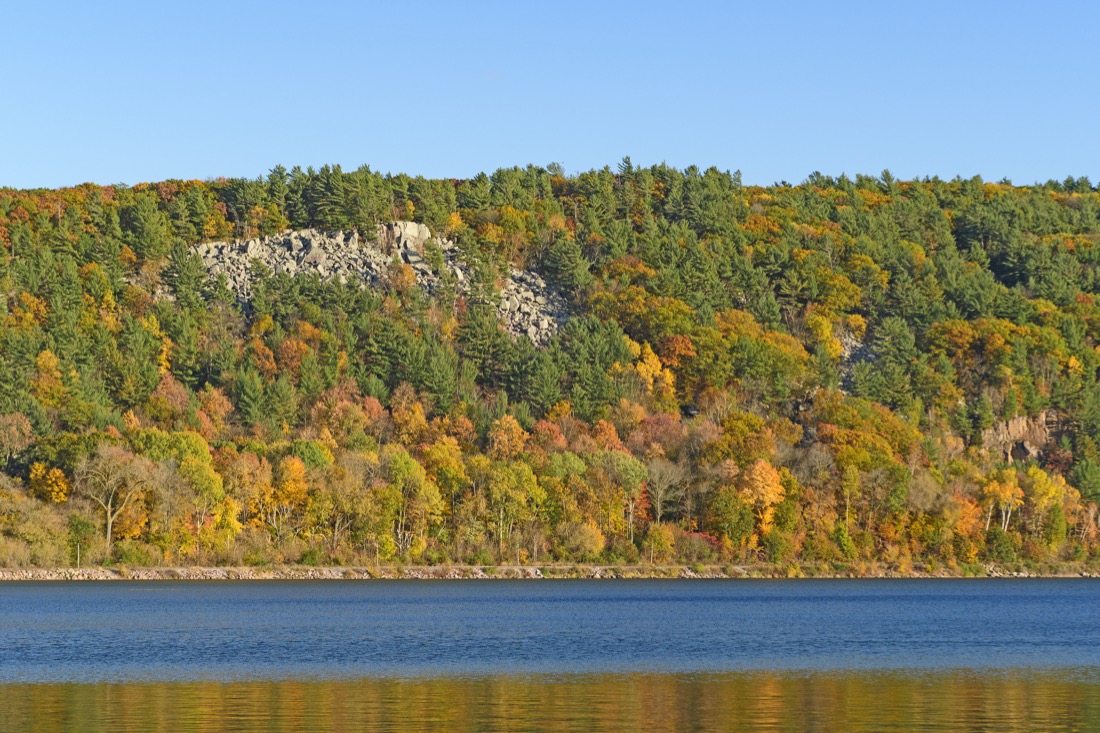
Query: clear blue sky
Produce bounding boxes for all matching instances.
[2,1,1097,189]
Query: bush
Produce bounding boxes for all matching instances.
[675,531,720,563]
[111,539,156,566]
[422,547,450,566]
[466,549,494,566]
[553,522,605,562]
[763,530,794,564]
[983,527,1016,564]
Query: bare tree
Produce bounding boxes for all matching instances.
[646,457,687,524]
[75,445,153,549]
[0,413,32,471]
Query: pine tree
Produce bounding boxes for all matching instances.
[265,376,300,431]
[235,369,264,427]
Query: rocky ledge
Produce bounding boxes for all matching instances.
[191,221,568,345]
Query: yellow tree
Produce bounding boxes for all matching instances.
[30,350,66,407]
[422,436,468,526]
[1022,465,1067,538]
[218,450,274,529]
[270,455,310,541]
[488,414,528,460]
[390,383,428,446]
[487,461,539,558]
[738,459,785,535]
[29,462,70,503]
[642,523,676,563]
[982,469,1024,532]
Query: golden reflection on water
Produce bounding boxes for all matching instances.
[3,671,1098,733]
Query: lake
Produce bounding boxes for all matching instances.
[1,579,1098,731]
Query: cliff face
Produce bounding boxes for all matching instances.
[980,411,1056,462]
[191,222,568,345]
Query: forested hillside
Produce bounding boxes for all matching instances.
[1,162,1098,572]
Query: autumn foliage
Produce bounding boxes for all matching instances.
[0,164,1098,570]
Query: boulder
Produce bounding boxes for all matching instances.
[300,246,327,267]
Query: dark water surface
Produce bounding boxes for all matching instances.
[1,579,1099,731]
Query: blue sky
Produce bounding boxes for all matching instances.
[2,1,1097,188]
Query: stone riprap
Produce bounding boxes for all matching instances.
[191,222,568,345]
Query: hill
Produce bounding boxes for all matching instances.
[0,163,1098,572]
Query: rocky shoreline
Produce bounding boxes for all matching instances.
[0,564,1096,581]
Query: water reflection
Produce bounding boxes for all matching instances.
[4,670,1097,733]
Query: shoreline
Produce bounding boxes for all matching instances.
[0,563,1097,581]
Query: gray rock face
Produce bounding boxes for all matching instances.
[192,222,568,346]
[377,220,431,252]
[498,269,567,346]
[194,229,390,301]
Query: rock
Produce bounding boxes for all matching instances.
[1011,440,1041,462]
[191,223,570,346]
[301,247,327,267]
[981,411,1057,462]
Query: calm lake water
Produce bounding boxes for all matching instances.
[1,579,1098,731]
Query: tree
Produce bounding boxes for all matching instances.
[121,192,174,262]
[488,461,539,557]
[982,469,1024,532]
[710,486,754,550]
[235,370,265,427]
[0,413,32,471]
[75,445,153,549]
[29,462,70,503]
[382,445,442,557]
[588,451,647,544]
[422,436,468,526]
[489,414,529,460]
[1022,465,1067,539]
[646,457,687,524]
[739,459,785,535]
[270,455,309,541]
[314,452,375,555]
[265,376,300,432]
[642,523,676,563]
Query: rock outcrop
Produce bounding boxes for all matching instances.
[191,223,568,345]
[980,410,1057,462]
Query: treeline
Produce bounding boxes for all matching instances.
[0,162,1099,571]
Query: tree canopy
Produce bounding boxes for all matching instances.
[0,164,1098,571]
